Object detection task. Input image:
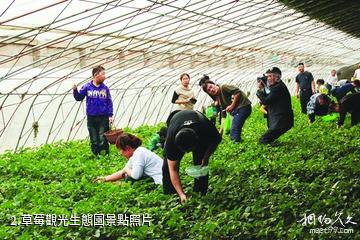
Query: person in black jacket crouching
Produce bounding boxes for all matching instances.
[256,67,294,145]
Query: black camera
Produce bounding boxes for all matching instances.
[257,74,267,86]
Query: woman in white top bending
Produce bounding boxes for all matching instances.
[96,133,163,184]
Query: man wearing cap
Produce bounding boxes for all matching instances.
[296,63,315,114]
[256,67,294,144]
[162,110,222,203]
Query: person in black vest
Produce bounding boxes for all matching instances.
[256,67,294,144]
[296,63,315,114]
[336,92,360,127]
[162,110,222,203]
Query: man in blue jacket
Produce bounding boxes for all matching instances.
[73,65,113,155]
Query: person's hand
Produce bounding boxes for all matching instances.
[189,98,197,104]
[179,193,187,204]
[226,105,234,112]
[94,176,106,183]
[108,117,113,125]
[256,82,264,89]
[296,92,299,98]
[201,158,208,167]
[72,84,77,91]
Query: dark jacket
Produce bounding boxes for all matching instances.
[338,92,360,126]
[257,80,294,130]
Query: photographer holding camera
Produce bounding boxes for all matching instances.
[256,67,294,145]
[256,71,271,127]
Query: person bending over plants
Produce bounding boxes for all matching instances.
[163,110,222,204]
[331,79,360,102]
[306,93,335,123]
[335,92,360,127]
[147,127,168,152]
[95,133,163,185]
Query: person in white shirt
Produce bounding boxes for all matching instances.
[325,69,338,90]
[353,64,360,80]
[95,133,163,184]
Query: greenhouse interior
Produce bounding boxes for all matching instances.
[1,0,359,239]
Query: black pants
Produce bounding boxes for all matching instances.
[351,110,360,126]
[259,126,292,144]
[87,115,109,155]
[162,145,208,196]
[300,89,312,114]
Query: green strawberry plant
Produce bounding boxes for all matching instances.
[0,99,359,239]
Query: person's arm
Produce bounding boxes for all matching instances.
[312,80,316,94]
[201,141,220,167]
[175,99,190,104]
[308,113,315,123]
[337,111,346,127]
[201,119,222,165]
[96,169,127,182]
[296,82,300,98]
[257,84,282,105]
[106,87,113,124]
[337,102,347,127]
[226,92,241,112]
[309,72,315,94]
[167,160,187,203]
[73,84,86,101]
[171,91,188,105]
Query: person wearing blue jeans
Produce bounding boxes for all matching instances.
[200,78,252,142]
[230,104,252,142]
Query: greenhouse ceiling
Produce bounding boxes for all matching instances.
[278,0,360,39]
[0,0,360,152]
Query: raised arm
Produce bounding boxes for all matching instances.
[73,84,86,101]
